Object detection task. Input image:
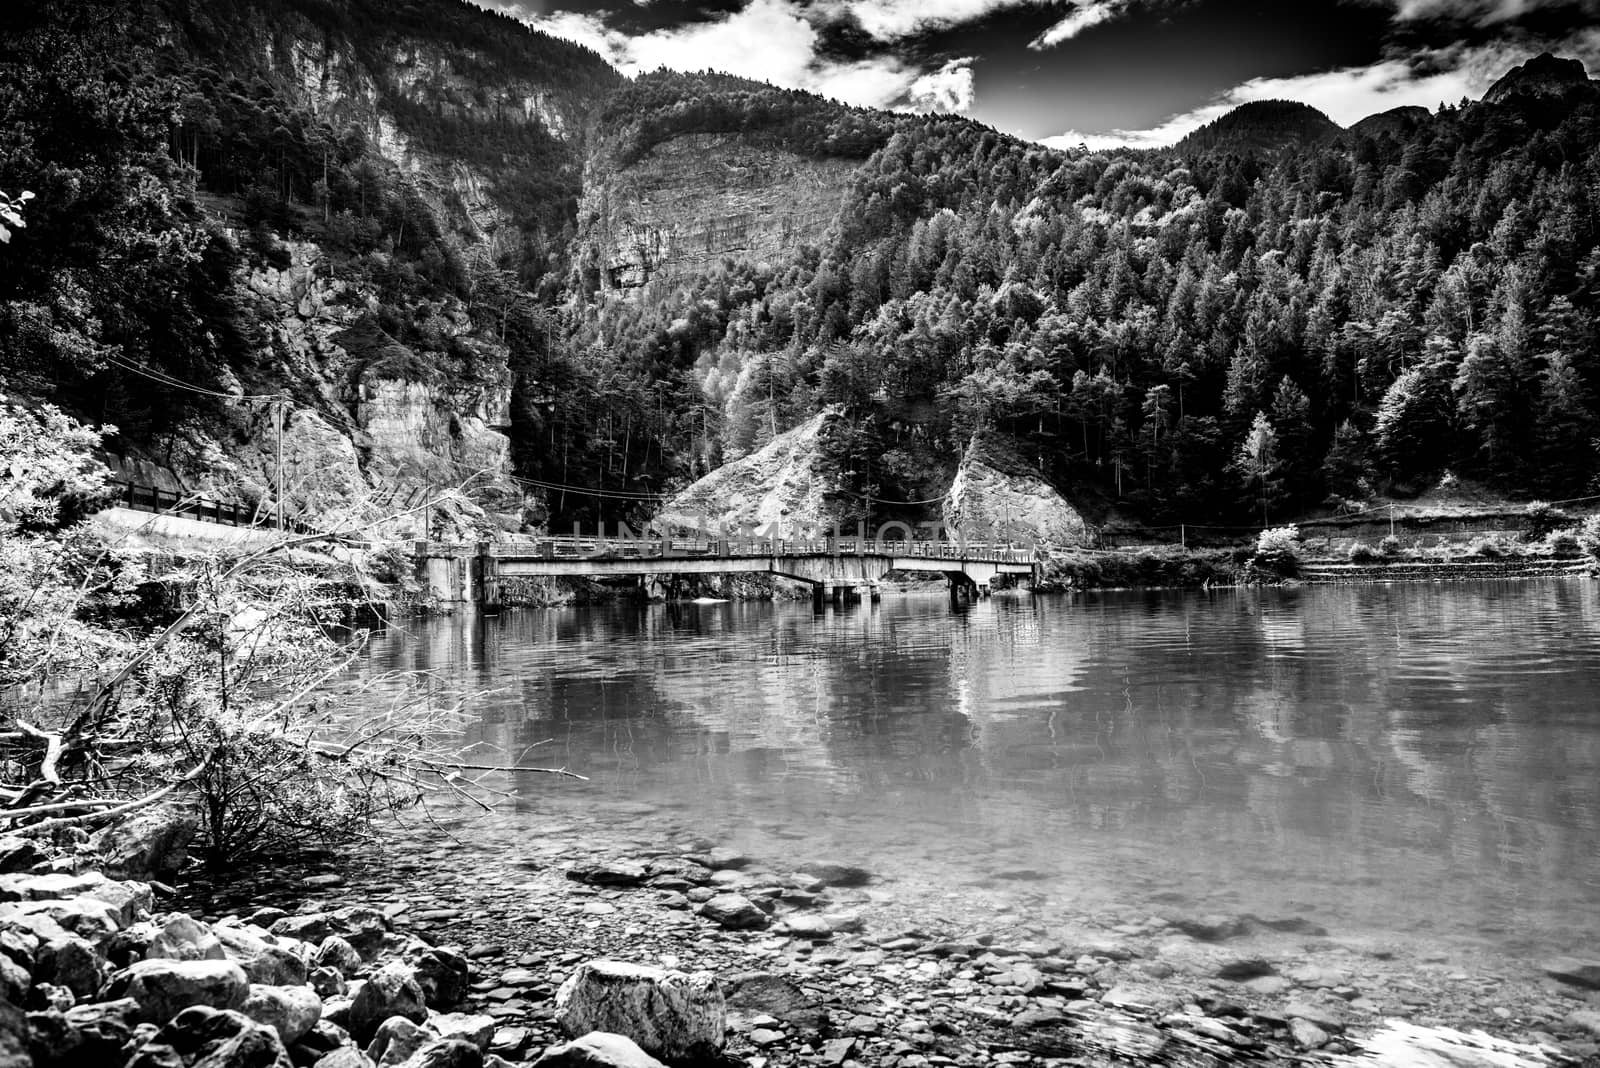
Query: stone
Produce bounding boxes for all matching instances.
[554,960,724,1061]
[795,862,872,888]
[124,1005,290,1068]
[489,1026,530,1055]
[567,861,648,888]
[0,948,31,1006]
[0,871,150,926]
[723,973,827,1034]
[780,915,831,940]
[0,839,44,875]
[105,958,251,1024]
[395,1038,482,1068]
[1283,1000,1344,1031]
[410,947,470,1010]
[748,1027,784,1046]
[698,894,768,931]
[0,896,121,944]
[328,907,390,959]
[34,935,105,1000]
[0,998,26,1068]
[1565,1009,1600,1038]
[1215,957,1276,981]
[312,966,348,998]
[349,962,429,1043]
[241,983,322,1045]
[319,1049,378,1068]
[532,1032,667,1068]
[1168,914,1250,942]
[269,914,332,944]
[90,807,198,881]
[214,926,307,988]
[821,1037,855,1064]
[367,1016,431,1066]
[318,936,364,977]
[430,1013,496,1049]
[27,998,137,1067]
[1290,1018,1330,1050]
[148,914,226,962]
[1541,957,1600,990]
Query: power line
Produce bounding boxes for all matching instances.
[100,352,284,402]
[509,475,668,501]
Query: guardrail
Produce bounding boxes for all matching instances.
[110,479,319,535]
[418,536,1036,565]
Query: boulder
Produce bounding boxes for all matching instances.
[0,839,45,876]
[89,807,198,881]
[317,936,364,977]
[532,1032,667,1068]
[213,926,307,987]
[124,1005,290,1068]
[366,1016,431,1066]
[409,948,469,1010]
[34,935,106,999]
[566,861,647,888]
[698,894,768,931]
[241,983,321,1045]
[0,897,121,944]
[147,915,226,962]
[0,998,28,1068]
[348,962,428,1043]
[555,960,724,1062]
[396,1038,482,1068]
[0,872,151,927]
[430,1013,495,1049]
[779,914,831,940]
[269,915,331,944]
[319,1048,378,1068]
[104,958,250,1024]
[0,955,28,1006]
[311,966,348,999]
[327,907,390,959]
[27,998,137,1067]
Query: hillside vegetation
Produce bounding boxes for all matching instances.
[3,0,1598,534]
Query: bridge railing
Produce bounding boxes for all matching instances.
[421,536,1037,564]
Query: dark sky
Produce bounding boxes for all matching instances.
[476,0,1600,146]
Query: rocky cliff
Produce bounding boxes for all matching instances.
[654,410,853,537]
[577,133,858,295]
[943,434,1090,546]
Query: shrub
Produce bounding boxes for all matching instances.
[1348,543,1379,563]
[1579,516,1600,559]
[1525,501,1572,539]
[1546,529,1581,556]
[1249,526,1301,580]
[1378,534,1402,557]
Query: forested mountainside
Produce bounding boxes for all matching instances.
[2,0,1598,535]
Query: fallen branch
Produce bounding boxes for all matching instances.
[20,752,216,834]
[14,721,63,784]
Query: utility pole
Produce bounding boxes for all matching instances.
[274,398,285,532]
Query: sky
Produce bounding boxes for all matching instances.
[474,0,1600,148]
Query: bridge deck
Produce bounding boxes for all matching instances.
[424,536,1035,567]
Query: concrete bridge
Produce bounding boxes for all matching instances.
[417,535,1038,610]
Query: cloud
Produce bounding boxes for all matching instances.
[829,0,1042,40]
[523,0,983,113]
[1379,0,1592,25]
[908,58,978,112]
[1029,2,1123,49]
[1040,33,1600,150]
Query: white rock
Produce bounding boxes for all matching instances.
[555,960,724,1062]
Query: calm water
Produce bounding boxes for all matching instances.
[362,581,1600,964]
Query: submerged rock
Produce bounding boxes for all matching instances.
[698,894,768,931]
[1541,957,1600,990]
[554,960,724,1061]
[532,1031,666,1067]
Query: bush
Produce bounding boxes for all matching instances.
[1249,526,1301,580]
[1580,516,1600,559]
[1525,501,1572,539]
[1348,542,1379,563]
[1463,534,1520,559]
[1378,535,1402,557]
[1546,529,1581,556]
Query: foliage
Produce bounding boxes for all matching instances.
[1545,528,1581,556]
[0,189,33,244]
[1378,534,1403,556]
[1524,500,1571,538]
[1348,542,1379,562]
[1579,515,1600,558]
[0,401,575,873]
[1038,546,1236,590]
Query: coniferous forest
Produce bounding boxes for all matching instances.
[3,0,1598,529]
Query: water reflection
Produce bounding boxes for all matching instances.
[358,580,1600,961]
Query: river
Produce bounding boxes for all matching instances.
[362,579,1600,976]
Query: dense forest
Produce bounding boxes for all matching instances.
[2,0,1598,530]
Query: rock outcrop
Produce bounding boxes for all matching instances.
[943,433,1089,547]
[1483,52,1596,105]
[553,961,725,1062]
[654,410,853,538]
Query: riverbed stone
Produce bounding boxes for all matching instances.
[410,947,470,1009]
[214,925,307,987]
[328,906,390,959]
[568,861,647,888]
[106,958,251,1023]
[148,914,226,962]
[89,808,198,881]
[554,960,724,1061]
[241,982,322,1045]
[367,1015,432,1065]
[319,935,364,977]
[349,962,429,1042]
[1542,958,1600,990]
[1290,1017,1330,1049]
[270,914,332,944]
[27,997,137,1067]
[795,862,872,888]
[431,1012,496,1049]
[532,1031,666,1068]
[780,914,832,940]
[0,896,121,944]
[124,1005,289,1068]
[35,934,106,999]
[394,1037,482,1068]
[698,894,768,931]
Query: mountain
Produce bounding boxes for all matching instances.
[1173,100,1343,154]
[5,2,1600,538]
[1348,106,1431,141]
[1483,52,1596,105]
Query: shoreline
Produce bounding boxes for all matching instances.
[170,804,1600,1068]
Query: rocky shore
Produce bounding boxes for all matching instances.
[125,807,1598,1068]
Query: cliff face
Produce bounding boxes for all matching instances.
[577,133,858,294]
[655,410,852,537]
[943,434,1089,547]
